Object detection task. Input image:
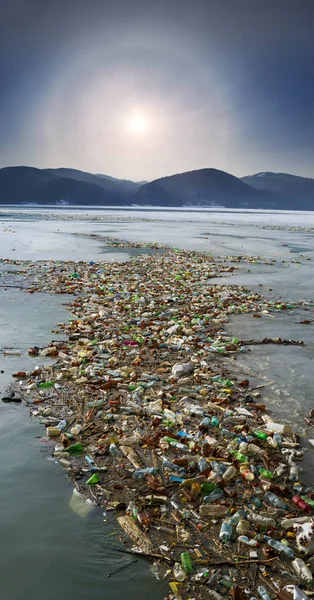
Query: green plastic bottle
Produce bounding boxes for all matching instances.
[86,473,100,485]
[38,381,55,389]
[231,451,247,463]
[201,482,217,493]
[253,430,268,441]
[259,468,274,479]
[301,496,314,509]
[66,443,84,454]
[180,551,193,574]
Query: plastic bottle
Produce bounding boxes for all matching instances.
[249,495,262,510]
[292,495,312,514]
[199,505,228,517]
[71,424,83,435]
[264,492,288,509]
[247,443,266,456]
[273,433,282,447]
[163,458,186,475]
[56,419,67,430]
[201,482,217,493]
[38,381,55,389]
[66,442,84,454]
[133,467,158,480]
[292,558,313,583]
[259,468,274,479]
[238,535,259,546]
[257,586,271,600]
[204,488,224,503]
[223,465,237,481]
[87,398,104,408]
[163,437,187,451]
[231,451,247,463]
[236,519,250,534]
[253,430,268,441]
[180,551,193,574]
[229,509,245,526]
[211,416,220,426]
[264,536,294,558]
[173,562,186,582]
[198,457,208,472]
[238,441,248,454]
[289,463,301,481]
[86,473,100,485]
[301,495,314,509]
[239,464,255,481]
[274,463,286,477]
[209,461,226,475]
[283,586,310,600]
[221,428,236,438]
[219,519,233,543]
[248,513,276,527]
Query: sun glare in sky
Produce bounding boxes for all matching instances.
[126,111,150,135]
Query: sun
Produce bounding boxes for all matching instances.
[127,112,150,135]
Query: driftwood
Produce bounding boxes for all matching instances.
[120,446,143,469]
[117,515,155,554]
[195,557,278,566]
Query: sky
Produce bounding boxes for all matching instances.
[0,0,313,181]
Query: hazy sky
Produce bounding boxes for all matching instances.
[0,0,313,181]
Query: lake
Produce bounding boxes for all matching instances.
[1,206,314,599]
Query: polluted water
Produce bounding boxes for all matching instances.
[2,229,314,600]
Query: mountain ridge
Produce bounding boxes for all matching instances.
[0,165,313,209]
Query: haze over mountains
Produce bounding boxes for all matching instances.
[0,165,313,210]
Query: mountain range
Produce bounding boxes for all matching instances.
[0,165,313,210]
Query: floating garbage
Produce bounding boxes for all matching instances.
[3,244,313,600]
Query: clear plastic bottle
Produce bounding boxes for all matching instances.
[163,458,186,475]
[238,441,248,454]
[257,586,271,600]
[173,562,186,582]
[219,519,233,543]
[283,586,310,600]
[204,488,224,503]
[198,457,208,472]
[264,536,294,558]
[229,509,245,526]
[71,424,83,435]
[292,558,313,584]
[248,513,276,526]
[273,433,282,447]
[223,465,237,481]
[264,491,288,509]
[248,443,266,456]
[132,467,158,480]
[199,504,228,517]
